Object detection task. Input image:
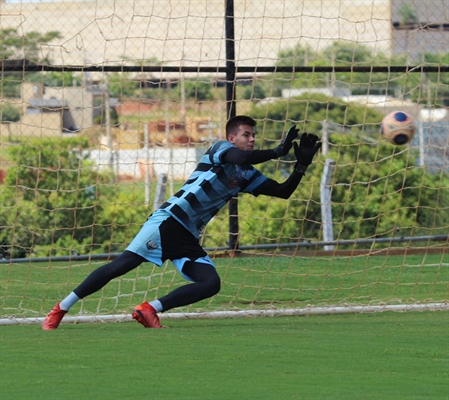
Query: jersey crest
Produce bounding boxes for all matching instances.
[228,165,247,188]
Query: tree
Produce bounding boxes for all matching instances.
[108,72,140,98]
[0,28,63,98]
[0,136,155,258]
[184,80,214,101]
[251,93,381,145]
[419,53,449,107]
[93,98,119,126]
[270,40,449,105]
[242,84,267,101]
[398,4,419,26]
[327,134,449,240]
[42,71,83,87]
[0,28,62,63]
[0,102,22,140]
[0,137,113,257]
[277,43,314,67]
[0,102,21,123]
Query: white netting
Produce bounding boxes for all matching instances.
[0,0,447,324]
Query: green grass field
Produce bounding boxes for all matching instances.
[1,312,448,399]
[1,253,448,399]
[1,253,447,319]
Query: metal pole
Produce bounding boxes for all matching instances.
[2,234,447,264]
[321,120,329,156]
[180,64,186,127]
[225,0,239,253]
[165,80,174,196]
[320,158,336,251]
[418,119,425,167]
[144,123,151,205]
[154,173,167,211]
[103,73,114,181]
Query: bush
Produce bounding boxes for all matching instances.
[0,102,22,123]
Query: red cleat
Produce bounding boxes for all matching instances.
[132,302,166,329]
[42,302,67,330]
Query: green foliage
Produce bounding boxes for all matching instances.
[274,41,447,105]
[398,4,419,25]
[0,28,62,62]
[328,134,449,240]
[22,71,83,88]
[41,71,83,87]
[0,136,161,258]
[184,80,214,101]
[0,28,63,98]
[419,53,449,107]
[241,84,267,101]
[277,43,315,67]
[251,92,381,144]
[93,105,119,126]
[92,189,151,253]
[0,102,22,123]
[0,76,22,98]
[0,137,115,258]
[108,72,140,97]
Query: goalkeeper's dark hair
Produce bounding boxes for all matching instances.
[226,115,257,139]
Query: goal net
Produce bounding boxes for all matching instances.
[0,0,448,326]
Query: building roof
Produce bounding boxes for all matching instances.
[28,97,67,109]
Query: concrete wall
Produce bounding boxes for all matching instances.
[7,113,62,138]
[0,0,392,69]
[85,146,205,180]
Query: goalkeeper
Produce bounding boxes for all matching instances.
[42,115,321,330]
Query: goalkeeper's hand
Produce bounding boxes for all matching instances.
[293,133,322,173]
[273,125,299,157]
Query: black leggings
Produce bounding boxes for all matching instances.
[73,250,221,312]
[158,260,221,311]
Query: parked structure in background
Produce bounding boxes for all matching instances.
[6,83,93,137]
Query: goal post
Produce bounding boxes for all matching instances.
[0,0,448,326]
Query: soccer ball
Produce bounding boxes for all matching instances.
[381,111,416,145]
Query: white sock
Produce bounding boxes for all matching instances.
[60,292,80,311]
[149,300,163,313]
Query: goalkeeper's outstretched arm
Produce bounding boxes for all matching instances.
[253,170,305,199]
[222,125,300,165]
[253,133,322,199]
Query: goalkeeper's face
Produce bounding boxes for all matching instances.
[228,124,256,151]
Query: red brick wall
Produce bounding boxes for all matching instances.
[115,101,159,116]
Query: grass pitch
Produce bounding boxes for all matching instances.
[1,253,448,399]
[1,311,448,400]
[1,253,448,319]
